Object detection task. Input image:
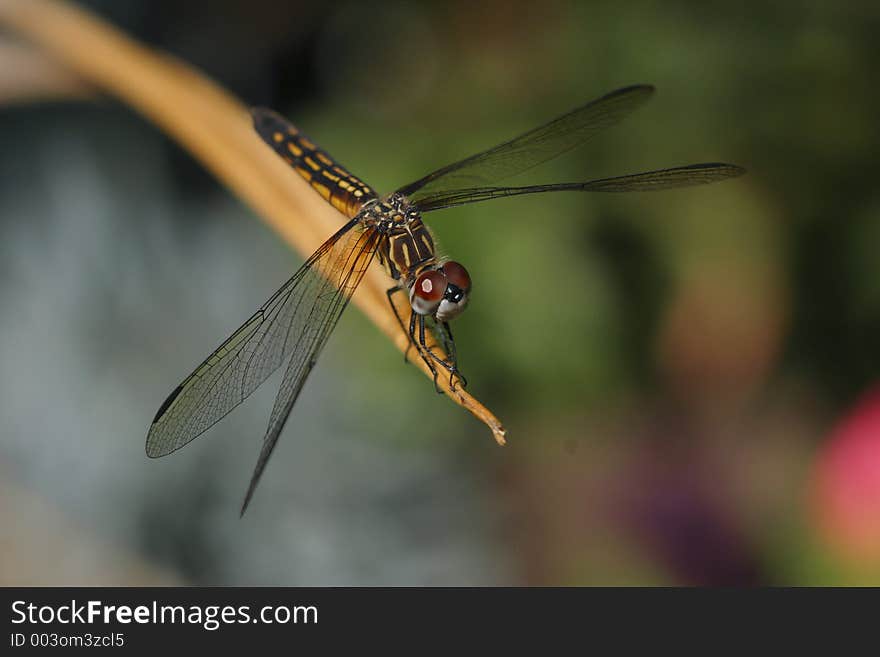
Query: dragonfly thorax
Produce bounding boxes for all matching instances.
[369,194,437,283]
[361,192,418,229]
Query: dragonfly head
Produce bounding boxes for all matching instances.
[410,261,472,322]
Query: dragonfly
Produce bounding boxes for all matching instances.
[146,84,744,514]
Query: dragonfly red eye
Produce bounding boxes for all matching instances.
[414,271,446,301]
[440,261,471,293]
[410,270,447,315]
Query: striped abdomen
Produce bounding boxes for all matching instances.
[252,108,377,218]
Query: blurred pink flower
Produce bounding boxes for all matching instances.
[812,385,880,563]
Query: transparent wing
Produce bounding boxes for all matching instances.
[146,217,371,458]
[396,85,655,202]
[412,163,746,212]
[240,224,381,514]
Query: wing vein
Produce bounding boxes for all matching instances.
[239,226,382,513]
[145,218,363,458]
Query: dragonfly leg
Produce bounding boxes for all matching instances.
[415,313,444,393]
[401,303,466,394]
[409,310,441,390]
[415,314,466,393]
[386,285,414,363]
[440,321,468,390]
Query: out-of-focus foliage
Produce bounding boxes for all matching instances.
[1,0,879,585]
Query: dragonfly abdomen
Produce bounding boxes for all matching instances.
[251,108,377,217]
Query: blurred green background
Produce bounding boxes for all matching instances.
[2,0,880,585]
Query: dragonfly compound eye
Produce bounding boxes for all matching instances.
[410,270,447,315]
[440,261,471,293]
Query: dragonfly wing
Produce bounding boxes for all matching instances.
[146,217,366,458]
[396,85,655,201]
[239,224,382,514]
[413,163,746,212]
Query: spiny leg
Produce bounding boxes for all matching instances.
[386,285,414,363]
[409,310,441,391]
[431,320,468,390]
[439,321,467,389]
[416,314,467,393]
